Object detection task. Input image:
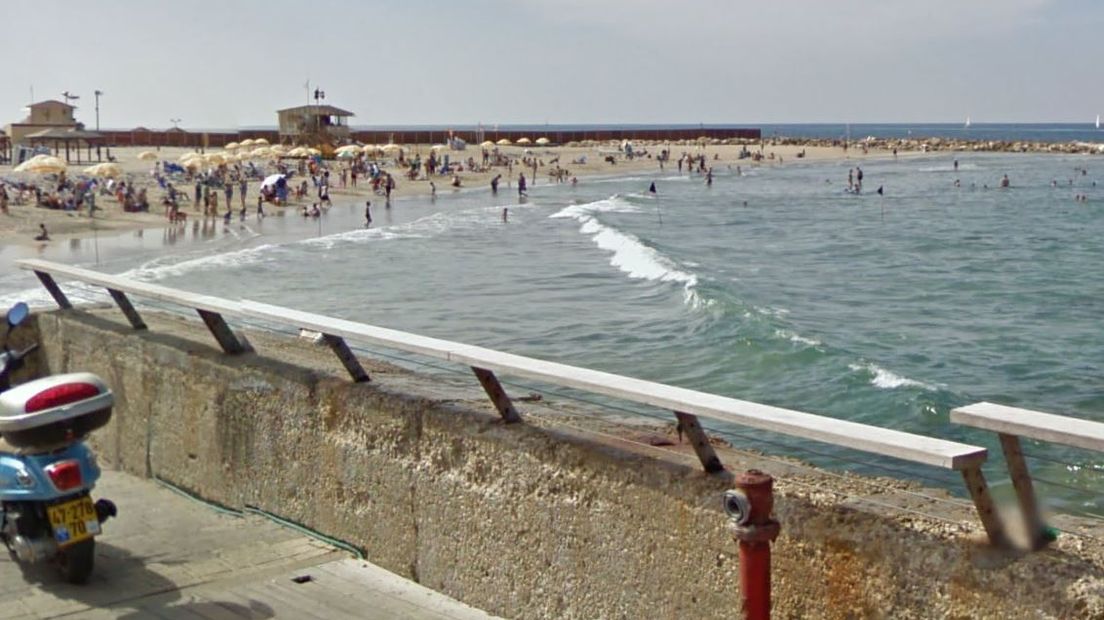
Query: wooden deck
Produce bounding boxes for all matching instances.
[0,470,499,619]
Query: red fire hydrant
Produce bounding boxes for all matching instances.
[725,470,780,620]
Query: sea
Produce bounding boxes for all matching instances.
[2,124,1103,515]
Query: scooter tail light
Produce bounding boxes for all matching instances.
[25,383,100,413]
[44,460,82,492]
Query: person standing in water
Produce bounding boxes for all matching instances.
[648,181,657,194]
[364,200,372,227]
[518,173,527,196]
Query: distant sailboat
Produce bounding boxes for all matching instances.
[964,116,971,128]
[1096,114,1100,130]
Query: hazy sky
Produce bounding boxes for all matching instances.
[3,0,1101,130]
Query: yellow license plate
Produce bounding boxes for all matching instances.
[47,497,100,548]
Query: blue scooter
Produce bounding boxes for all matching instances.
[0,302,116,584]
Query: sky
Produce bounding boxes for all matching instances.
[2,0,1101,130]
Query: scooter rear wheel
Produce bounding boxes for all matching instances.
[59,539,95,584]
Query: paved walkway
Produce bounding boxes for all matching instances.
[0,470,501,619]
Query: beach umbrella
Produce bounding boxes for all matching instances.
[480,140,495,148]
[137,151,158,161]
[181,159,203,170]
[15,156,67,174]
[381,143,401,152]
[251,147,272,157]
[336,150,358,159]
[431,144,449,151]
[204,153,227,165]
[496,138,512,146]
[260,173,284,188]
[179,152,203,162]
[287,146,309,157]
[84,162,123,178]
[224,142,240,151]
[306,147,321,156]
[535,137,551,145]
[252,138,269,146]
[270,144,288,155]
[361,144,377,154]
[239,139,255,147]
[335,145,362,154]
[516,137,531,145]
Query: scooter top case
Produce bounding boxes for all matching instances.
[0,372,113,451]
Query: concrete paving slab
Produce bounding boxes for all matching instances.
[0,469,502,619]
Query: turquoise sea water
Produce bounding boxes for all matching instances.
[3,151,1103,513]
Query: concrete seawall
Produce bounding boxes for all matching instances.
[29,308,1104,619]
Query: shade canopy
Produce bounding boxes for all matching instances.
[137,151,158,161]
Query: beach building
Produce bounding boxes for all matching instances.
[4,100,105,162]
[276,104,354,144]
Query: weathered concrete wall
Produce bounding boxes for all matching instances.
[29,309,1104,619]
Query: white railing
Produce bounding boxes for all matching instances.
[952,402,1104,549]
[18,258,1010,546]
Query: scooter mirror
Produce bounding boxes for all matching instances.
[5,302,29,330]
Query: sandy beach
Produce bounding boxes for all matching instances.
[0,142,892,247]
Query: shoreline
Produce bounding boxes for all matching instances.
[0,139,1085,248]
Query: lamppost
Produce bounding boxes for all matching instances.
[94,90,103,131]
[169,118,181,129]
[313,88,325,136]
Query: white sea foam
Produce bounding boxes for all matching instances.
[774,329,821,347]
[551,196,703,307]
[849,362,933,390]
[123,243,280,282]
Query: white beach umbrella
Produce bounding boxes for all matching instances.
[496,138,512,146]
[239,139,255,147]
[251,147,272,158]
[480,140,495,148]
[335,145,362,154]
[336,150,358,159]
[205,153,227,165]
[361,144,378,154]
[270,144,288,155]
[137,151,158,161]
[381,143,401,152]
[84,162,123,178]
[224,142,240,151]
[252,138,269,146]
[179,152,203,162]
[516,137,531,145]
[535,137,551,145]
[15,156,67,174]
[306,147,321,156]
[260,173,284,188]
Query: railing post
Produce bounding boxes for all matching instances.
[196,310,248,355]
[997,433,1048,550]
[960,465,1010,547]
[674,411,724,473]
[471,366,521,423]
[322,334,369,382]
[107,288,147,330]
[33,271,72,309]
